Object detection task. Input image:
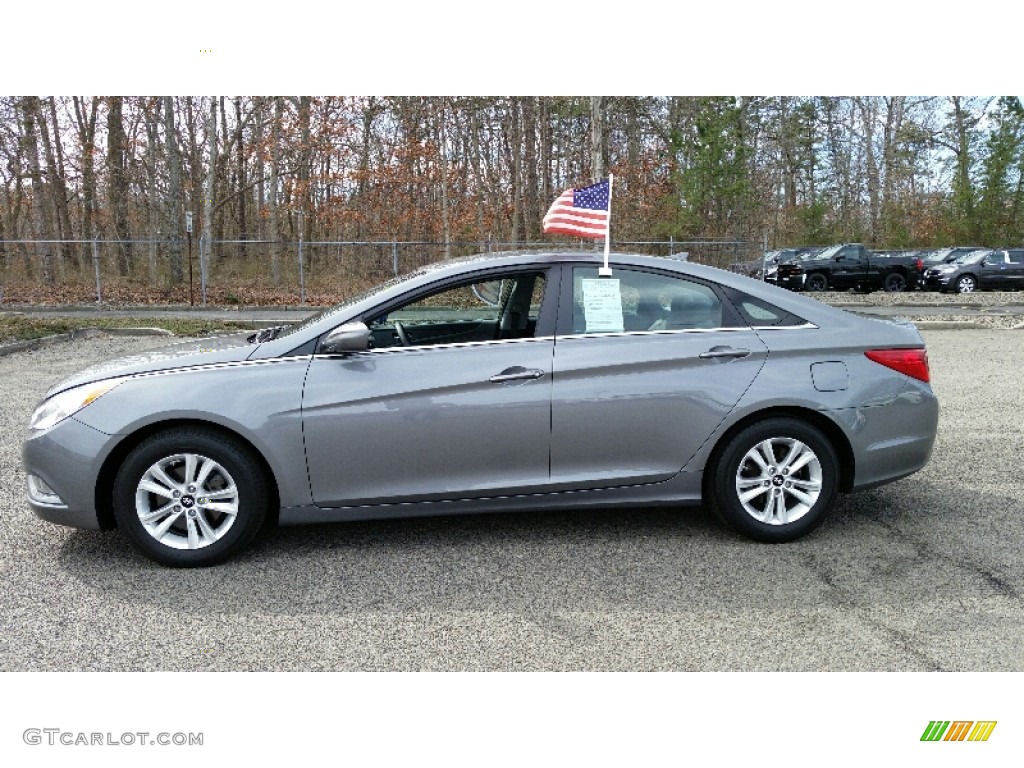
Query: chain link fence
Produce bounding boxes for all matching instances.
[0,238,758,306]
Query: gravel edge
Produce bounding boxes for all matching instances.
[0,327,173,358]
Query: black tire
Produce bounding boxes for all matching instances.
[884,272,907,292]
[805,273,828,292]
[112,427,270,567]
[709,417,839,543]
[955,274,977,294]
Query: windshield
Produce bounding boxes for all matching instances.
[275,270,423,340]
[952,250,990,266]
[814,245,843,261]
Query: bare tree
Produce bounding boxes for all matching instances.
[106,97,133,275]
[201,96,218,288]
[142,98,162,281]
[268,96,283,284]
[39,98,73,268]
[590,95,606,182]
[163,96,185,285]
[19,97,54,282]
[72,96,100,266]
[436,98,452,258]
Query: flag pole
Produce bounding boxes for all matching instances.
[599,173,614,277]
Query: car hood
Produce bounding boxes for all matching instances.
[44,333,257,398]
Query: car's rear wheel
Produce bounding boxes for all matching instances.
[112,427,269,567]
[884,272,907,292]
[956,275,977,293]
[710,418,839,542]
[805,273,828,292]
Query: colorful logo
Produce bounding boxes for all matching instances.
[921,721,997,742]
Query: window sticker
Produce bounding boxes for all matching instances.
[581,278,624,333]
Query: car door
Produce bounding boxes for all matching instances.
[548,265,769,490]
[1007,250,1024,290]
[979,250,1010,290]
[831,245,867,289]
[302,269,558,507]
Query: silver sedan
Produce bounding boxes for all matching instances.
[23,251,939,566]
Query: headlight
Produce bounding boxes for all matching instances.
[29,377,127,431]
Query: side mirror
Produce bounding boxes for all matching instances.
[320,321,370,354]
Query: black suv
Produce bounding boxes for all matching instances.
[922,248,1024,292]
[921,246,985,269]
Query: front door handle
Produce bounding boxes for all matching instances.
[699,346,751,360]
[489,367,546,383]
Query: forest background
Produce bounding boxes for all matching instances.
[2,96,1022,303]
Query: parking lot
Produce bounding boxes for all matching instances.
[1,329,1022,671]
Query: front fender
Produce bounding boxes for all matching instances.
[72,357,314,507]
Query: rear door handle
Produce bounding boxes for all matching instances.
[699,346,751,360]
[489,367,546,383]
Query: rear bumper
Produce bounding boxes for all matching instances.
[828,382,939,491]
[773,272,805,290]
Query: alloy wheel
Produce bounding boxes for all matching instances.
[134,453,240,550]
[734,437,823,525]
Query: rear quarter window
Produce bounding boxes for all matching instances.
[722,288,809,327]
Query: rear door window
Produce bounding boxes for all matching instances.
[568,266,727,334]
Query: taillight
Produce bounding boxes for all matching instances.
[865,348,930,382]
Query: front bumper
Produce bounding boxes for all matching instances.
[22,416,117,530]
[923,272,954,290]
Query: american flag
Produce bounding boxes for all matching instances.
[542,179,610,239]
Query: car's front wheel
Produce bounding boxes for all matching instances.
[956,275,977,293]
[112,427,270,567]
[710,417,839,542]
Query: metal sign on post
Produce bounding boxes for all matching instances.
[92,236,102,303]
[199,232,208,305]
[186,212,194,306]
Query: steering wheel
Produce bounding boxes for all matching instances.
[393,321,411,347]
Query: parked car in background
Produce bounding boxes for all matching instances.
[765,247,824,289]
[874,249,932,289]
[731,256,767,279]
[23,250,939,566]
[922,246,985,269]
[777,243,923,293]
[922,248,1024,292]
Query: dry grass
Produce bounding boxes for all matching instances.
[0,315,257,344]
